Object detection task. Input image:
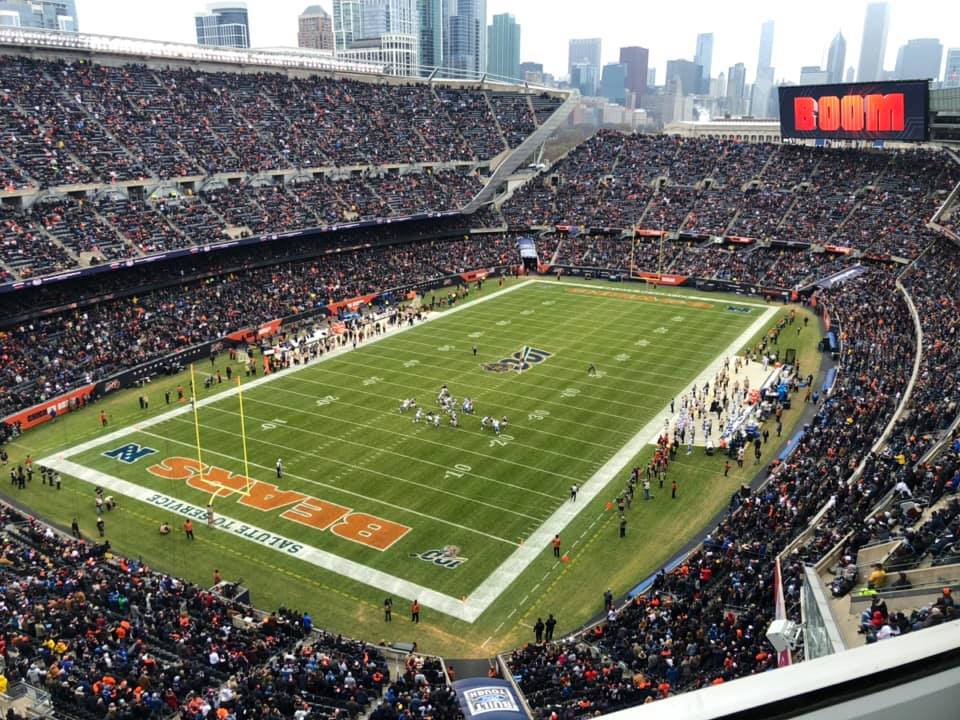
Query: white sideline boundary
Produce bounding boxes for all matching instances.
[39,277,777,623]
[538,277,771,308]
[464,304,778,612]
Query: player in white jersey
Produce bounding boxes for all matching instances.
[414,408,424,423]
[433,414,441,428]
[450,412,459,428]
[492,419,501,435]
[462,398,474,414]
[481,415,492,429]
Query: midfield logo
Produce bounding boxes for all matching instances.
[482,346,553,374]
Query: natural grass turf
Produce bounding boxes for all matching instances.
[1,277,823,656]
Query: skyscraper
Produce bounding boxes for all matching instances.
[195,2,250,48]
[826,32,846,84]
[0,0,78,31]
[568,38,602,95]
[569,62,597,97]
[444,0,487,77]
[487,13,520,79]
[750,20,774,117]
[354,0,417,39]
[894,38,943,80]
[945,48,960,88]
[333,0,419,75]
[665,59,702,96]
[800,66,829,85]
[757,20,774,72]
[417,0,443,69]
[726,62,747,115]
[694,33,713,94]
[332,0,362,50]
[619,46,649,100]
[600,63,627,104]
[857,2,890,82]
[519,61,544,83]
[298,5,334,51]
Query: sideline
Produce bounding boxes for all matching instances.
[463,305,778,614]
[40,280,777,623]
[536,277,771,308]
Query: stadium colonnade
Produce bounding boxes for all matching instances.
[1,34,960,720]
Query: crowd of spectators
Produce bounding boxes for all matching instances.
[0,56,559,189]
[0,501,409,720]
[0,232,525,417]
[501,131,958,261]
[506,267,937,712]
[373,655,461,720]
[2,161,960,719]
[0,171,480,279]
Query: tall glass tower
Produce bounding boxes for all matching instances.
[195,2,250,48]
[694,33,713,94]
[332,0,362,51]
[0,0,79,31]
[443,0,486,77]
[487,12,520,80]
[417,0,443,69]
[857,2,890,82]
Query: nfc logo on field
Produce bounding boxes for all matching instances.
[103,443,158,464]
[482,346,553,374]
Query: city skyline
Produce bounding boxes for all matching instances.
[69,0,959,84]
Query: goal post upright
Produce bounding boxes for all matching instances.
[189,364,207,497]
[236,376,254,496]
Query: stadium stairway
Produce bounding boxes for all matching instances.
[461,91,579,214]
[481,92,510,150]
[33,219,80,264]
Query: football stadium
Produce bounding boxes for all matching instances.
[1,2,960,719]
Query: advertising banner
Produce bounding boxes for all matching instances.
[453,679,529,720]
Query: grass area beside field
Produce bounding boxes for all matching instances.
[0,276,824,656]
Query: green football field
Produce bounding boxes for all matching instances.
[15,278,821,655]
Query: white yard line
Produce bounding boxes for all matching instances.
[460,304,779,617]
[38,278,778,623]
[536,277,771,308]
[163,415,549,522]
[51,458,472,619]
[40,278,539,464]
[200,404,564,500]
[131,425,523,544]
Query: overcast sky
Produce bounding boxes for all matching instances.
[77,0,958,84]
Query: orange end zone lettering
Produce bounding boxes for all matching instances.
[280,497,352,531]
[196,466,252,498]
[239,481,307,511]
[147,456,205,481]
[330,512,411,551]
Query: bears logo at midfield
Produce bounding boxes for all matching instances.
[482,346,553,374]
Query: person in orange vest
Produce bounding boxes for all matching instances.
[552,534,561,558]
[410,599,421,623]
[183,519,194,540]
